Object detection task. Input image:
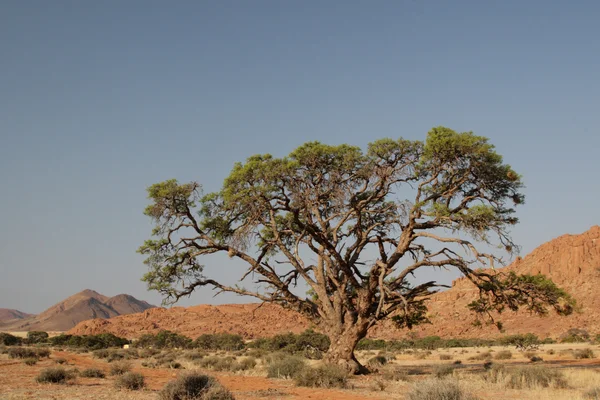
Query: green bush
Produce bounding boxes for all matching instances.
[407,379,479,400]
[24,358,38,366]
[248,329,329,357]
[294,364,348,388]
[26,331,49,344]
[36,348,51,358]
[49,333,129,349]
[80,368,106,378]
[114,372,145,390]
[8,347,38,359]
[573,348,595,359]
[135,330,192,349]
[193,333,245,351]
[266,355,306,379]
[0,332,22,346]
[110,361,133,376]
[36,367,73,384]
[159,372,235,400]
[498,333,540,350]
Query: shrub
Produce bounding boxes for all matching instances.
[136,330,192,349]
[193,333,245,351]
[93,349,110,359]
[114,372,145,390]
[439,354,453,360]
[494,350,512,360]
[294,364,348,388]
[183,350,208,361]
[407,379,479,400]
[382,366,411,382]
[0,332,22,346]
[486,364,567,389]
[266,355,306,379]
[159,372,235,400]
[530,356,543,363]
[24,358,38,366]
[247,329,330,357]
[36,367,72,384]
[80,368,106,378]
[367,355,388,370]
[8,347,38,359]
[110,361,133,376]
[54,357,67,365]
[573,348,595,359]
[233,357,256,372]
[26,331,49,344]
[36,348,51,358]
[498,333,540,351]
[433,365,455,378]
[560,328,590,343]
[584,387,600,400]
[523,351,537,359]
[468,351,492,361]
[49,333,129,349]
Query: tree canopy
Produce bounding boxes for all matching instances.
[139,127,574,371]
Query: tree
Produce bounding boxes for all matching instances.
[139,127,574,373]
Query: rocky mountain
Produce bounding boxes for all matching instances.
[68,226,600,340]
[0,309,32,323]
[1,290,155,332]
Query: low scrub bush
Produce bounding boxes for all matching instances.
[433,365,455,378]
[54,358,67,365]
[24,358,38,366]
[485,364,567,389]
[530,356,543,363]
[407,379,479,400]
[248,329,330,359]
[573,348,595,359]
[494,350,512,360]
[36,367,73,384]
[498,333,540,351]
[294,364,348,388]
[159,372,235,400]
[80,368,106,378]
[381,366,411,382]
[468,351,492,361]
[114,372,145,390]
[8,347,38,359]
[560,328,590,343]
[584,387,600,400]
[49,333,129,349]
[110,361,133,376]
[367,355,388,370]
[266,355,306,379]
[26,331,49,344]
[439,354,453,360]
[135,330,192,350]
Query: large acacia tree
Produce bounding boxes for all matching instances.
[140,127,573,373]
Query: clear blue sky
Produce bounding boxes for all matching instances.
[1,1,598,313]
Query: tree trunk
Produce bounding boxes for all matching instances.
[323,324,369,375]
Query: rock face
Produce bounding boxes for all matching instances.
[1,290,155,332]
[0,309,32,323]
[68,226,600,340]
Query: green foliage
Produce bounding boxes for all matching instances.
[36,367,73,384]
[247,330,330,359]
[136,330,192,349]
[266,354,306,379]
[294,364,348,388]
[193,333,245,351]
[407,379,480,400]
[498,333,540,351]
[8,347,38,359]
[26,331,49,344]
[0,332,22,346]
[114,372,145,390]
[49,333,129,349]
[80,368,106,378]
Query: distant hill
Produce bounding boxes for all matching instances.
[70,226,600,341]
[0,289,155,332]
[0,309,33,323]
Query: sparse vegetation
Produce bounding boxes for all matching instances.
[439,354,453,360]
[494,350,512,360]
[8,347,38,359]
[266,355,306,379]
[36,367,73,384]
[54,357,67,365]
[433,364,455,378]
[294,364,348,388]
[114,372,145,390]
[110,361,133,376]
[23,357,38,366]
[135,330,192,349]
[159,372,235,400]
[584,387,600,400]
[560,328,590,343]
[407,379,479,400]
[573,348,595,359]
[80,368,106,378]
[485,364,567,389]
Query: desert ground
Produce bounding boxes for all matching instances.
[2,341,600,400]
